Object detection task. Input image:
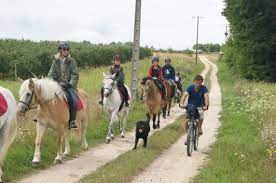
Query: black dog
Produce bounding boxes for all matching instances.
[133,113,151,149]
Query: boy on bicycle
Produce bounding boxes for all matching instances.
[179,75,209,143]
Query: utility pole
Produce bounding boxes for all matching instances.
[131,0,142,99]
[225,25,229,43]
[192,16,204,64]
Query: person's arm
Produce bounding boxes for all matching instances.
[204,93,209,110]
[47,60,58,81]
[158,66,163,80]
[148,66,153,77]
[179,91,189,108]
[69,59,79,89]
[172,67,175,81]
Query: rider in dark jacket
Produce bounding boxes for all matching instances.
[162,58,176,97]
[99,55,129,107]
[48,41,79,129]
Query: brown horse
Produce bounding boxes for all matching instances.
[162,79,174,118]
[141,77,165,129]
[17,78,91,165]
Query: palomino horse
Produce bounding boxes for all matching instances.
[17,78,90,164]
[0,86,17,182]
[102,73,131,143]
[162,79,174,118]
[141,77,165,129]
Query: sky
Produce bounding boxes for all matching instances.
[0,0,227,50]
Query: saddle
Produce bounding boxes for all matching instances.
[0,93,8,117]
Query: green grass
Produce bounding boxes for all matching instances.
[192,58,276,183]
[0,53,203,182]
[80,116,185,183]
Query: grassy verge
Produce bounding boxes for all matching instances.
[80,116,184,183]
[0,53,203,182]
[192,58,276,182]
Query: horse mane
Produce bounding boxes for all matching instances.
[141,76,152,85]
[20,78,65,101]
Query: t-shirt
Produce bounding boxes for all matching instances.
[186,84,208,107]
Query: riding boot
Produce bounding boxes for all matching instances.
[98,87,104,105]
[161,85,166,101]
[125,100,129,107]
[66,88,78,129]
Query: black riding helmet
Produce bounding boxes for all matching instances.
[151,56,159,63]
[58,41,70,50]
[165,58,171,62]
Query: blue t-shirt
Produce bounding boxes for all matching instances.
[186,84,208,107]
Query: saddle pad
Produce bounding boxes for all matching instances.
[64,97,84,111]
[0,92,8,117]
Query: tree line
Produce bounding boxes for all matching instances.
[0,39,152,79]
[223,0,276,81]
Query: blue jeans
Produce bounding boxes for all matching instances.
[64,87,78,123]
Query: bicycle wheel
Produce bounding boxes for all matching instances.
[194,126,199,150]
[186,123,194,156]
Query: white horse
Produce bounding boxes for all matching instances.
[102,73,131,143]
[17,78,91,165]
[0,86,17,182]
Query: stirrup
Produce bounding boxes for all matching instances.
[69,120,78,129]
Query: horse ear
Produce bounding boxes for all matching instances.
[17,77,24,83]
[111,73,116,79]
[103,72,107,78]
[29,78,35,89]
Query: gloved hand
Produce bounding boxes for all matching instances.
[66,83,72,88]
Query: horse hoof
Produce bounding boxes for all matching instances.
[121,134,125,138]
[111,136,114,140]
[54,159,63,164]
[106,139,111,144]
[153,125,156,129]
[32,161,40,167]
[157,124,160,128]
[167,114,170,116]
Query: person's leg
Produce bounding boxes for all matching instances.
[198,110,204,135]
[67,88,78,129]
[184,113,189,145]
[99,87,104,105]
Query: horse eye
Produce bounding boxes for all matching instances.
[26,93,31,97]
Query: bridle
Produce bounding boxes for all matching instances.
[17,91,37,110]
[103,78,116,98]
[18,88,63,112]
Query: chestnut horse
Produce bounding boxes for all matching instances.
[17,78,90,165]
[141,77,165,129]
[162,79,174,118]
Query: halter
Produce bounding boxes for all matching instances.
[103,77,116,98]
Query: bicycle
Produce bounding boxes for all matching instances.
[180,104,202,156]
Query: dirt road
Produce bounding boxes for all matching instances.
[131,56,222,183]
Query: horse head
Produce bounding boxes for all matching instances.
[102,72,116,98]
[140,77,155,101]
[17,78,38,115]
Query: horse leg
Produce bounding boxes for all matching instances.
[117,113,122,132]
[121,108,129,138]
[153,114,157,129]
[54,131,64,164]
[81,120,88,150]
[32,122,47,165]
[106,112,116,143]
[167,100,171,116]
[162,105,167,119]
[0,117,17,182]
[157,111,161,128]
[63,130,70,156]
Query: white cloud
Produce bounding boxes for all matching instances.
[0,0,227,49]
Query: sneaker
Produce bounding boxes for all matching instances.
[199,128,203,135]
[69,120,78,129]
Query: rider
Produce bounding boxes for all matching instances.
[99,55,129,107]
[48,41,79,129]
[162,58,176,97]
[148,56,166,100]
[179,75,209,139]
[175,72,183,93]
